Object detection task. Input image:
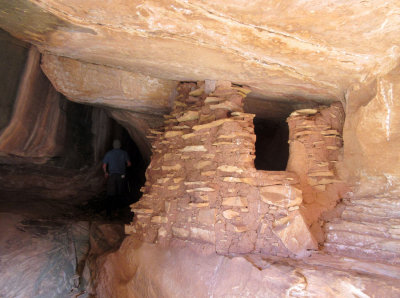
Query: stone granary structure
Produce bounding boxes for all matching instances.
[1,0,400,296]
[128,81,346,259]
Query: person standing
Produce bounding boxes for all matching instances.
[102,139,131,217]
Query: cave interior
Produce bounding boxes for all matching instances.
[1,1,400,296]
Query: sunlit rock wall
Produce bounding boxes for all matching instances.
[344,66,400,194]
[321,66,400,264]
[2,0,400,106]
[96,238,400,298]
[40,54,178,115]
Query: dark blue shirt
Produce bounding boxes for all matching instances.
[103,149,130,174]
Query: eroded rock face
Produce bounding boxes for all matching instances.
[41,54,178,115]
[1,0,400,105]
[0,46,66,162]
[0,30,28,131]
[344,66,400,191]
[2,2,400,296]
[96,237,400,298]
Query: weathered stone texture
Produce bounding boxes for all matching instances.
[96,237,400,298]
[2,0,400,107]
[127,81,345,257]
[41,54,178,115]
[0,46,66,162]
[286,103,348,231]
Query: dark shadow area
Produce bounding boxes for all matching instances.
[83,118,148,222]
[0,29,29,131]
[47,97,95,169]
[253,118,289,171]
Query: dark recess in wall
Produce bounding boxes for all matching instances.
[48,97,94,169]
[253,118,289,171]
[87,120,147,222]
[0,29,29,131]
[107,120,148,205]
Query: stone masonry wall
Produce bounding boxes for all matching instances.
[286,104,347,242]
[126,81,345,258]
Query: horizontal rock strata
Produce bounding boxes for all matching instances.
[96,237,400,298]
[324,191,400,264]
[2,0,400,106]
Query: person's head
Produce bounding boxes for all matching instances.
[113,139,121,149]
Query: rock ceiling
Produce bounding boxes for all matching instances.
[1,0,400,117]
[1,0,400,164]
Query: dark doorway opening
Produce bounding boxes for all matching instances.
[253,118,289,171]
[107,120,147,206]
[92,118,148,222]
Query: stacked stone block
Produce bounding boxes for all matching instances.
[285,104,346,242]
[127,81,322,258]
[287,103,344,193]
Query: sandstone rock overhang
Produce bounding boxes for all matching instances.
[1,0,400,110]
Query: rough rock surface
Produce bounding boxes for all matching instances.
[41,54,178,115]
[324,188,400,264]
[2,1,400,184]
[0,29,28,130]
[127,81,346,258]
[343,65,400,188]
[1,0,400,105]
[0,164,125,297]
[0,215,124,298]
[0,46,66,162]
[2,1,400,297]
[96,237,400,298]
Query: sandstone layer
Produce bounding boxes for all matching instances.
[2,1,400,297]
[2,0,400,185]
[41,54,178,115]
[97,237,400,298]
[1,0,400,105]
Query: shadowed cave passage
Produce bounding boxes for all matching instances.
[253,117,289,171]
[94,119,148,218]
[0,102,147,296]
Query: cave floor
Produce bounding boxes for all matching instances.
[0,164,129,297]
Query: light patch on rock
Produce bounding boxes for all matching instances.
[222,197,248,207]
[190,227,215,243]
[186,187,215,192]
[272,211,318,257]
[205,96,222,104]
[223,177,256,185]
[177,111,199,122]
[164,131,183,138]
[151,216,168,224]
[172,227,189,238]
[192,118,233,131]
[181,145,207,152]
[195,161,212,169]
[162,164,182,171]
[222,210,240,219]
[260,185,302,208]
[182,133,196,139]
[217,165,244,173]
[158,227,167,238]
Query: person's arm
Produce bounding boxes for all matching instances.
[102,163,109,178]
